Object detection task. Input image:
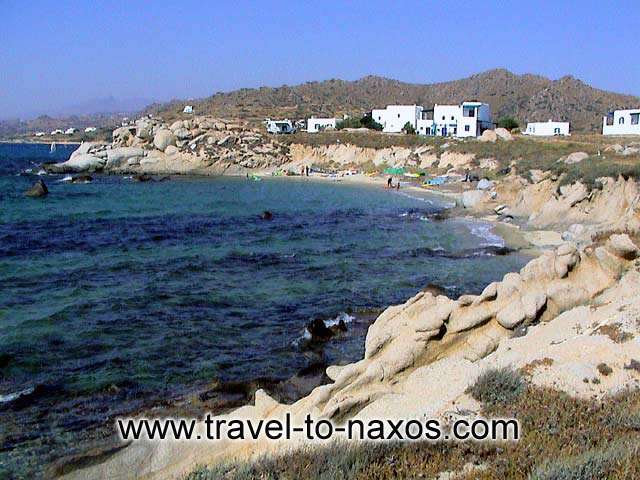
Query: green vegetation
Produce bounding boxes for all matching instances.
[448,137,640,190]
[497,116,520,130]
[185,381,640,480]
[278,131,443,149]
[467,367,525,407]
[335,113,383,131]
[402,121,416,135]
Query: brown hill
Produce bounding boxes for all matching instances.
[147,69,639,132]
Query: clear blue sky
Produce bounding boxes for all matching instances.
[2,0,639,119]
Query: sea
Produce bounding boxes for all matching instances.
[0,142,530,478]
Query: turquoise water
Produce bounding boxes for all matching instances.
[0,143,530,477]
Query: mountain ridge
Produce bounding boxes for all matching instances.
[3,69,639,137]
[145,68,640,132]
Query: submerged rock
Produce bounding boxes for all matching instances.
[25,180,48,197]
[261,211,273,220]
[71,174,93,183]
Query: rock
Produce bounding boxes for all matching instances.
[135,118,154,139]
[495,128,513,141]
[423,283,447,296]
[529,169,549,184]
[26,179,48,197]
[564,152,589,164]
[46,154,105,173]
[496,299,526,329]
[106,147,146,168]
[71,174,92,183]
[174,127,191,140]
[606,234,638,260]
[522,292,547,320]
[153,129,177,151]
[70,142,103,160]
[478,130,497,143]
[604,144,624,153]
[477,179,494,190]
[165,145,179,156]
[169,120,185,132]
[622,146,640,156]
[461,190,487,208]
[306,318,342,342]
[112,126,133,146]
[261,211,273,221]
[133,174,153,182]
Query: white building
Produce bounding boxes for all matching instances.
[524,120,570,136]
[34,131,45,137]
[372,102,492,137]
[307,117,337,133]
[371,105,423,133]
[84,127,97,133]
[265,119,295,134]
[603,109,640,135]
[64,128,76,135]
[50,129,63,135]
[183,105,194,114]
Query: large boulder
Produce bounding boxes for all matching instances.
[564,152,589,164]
[135,118,154,140]
[25,179,48,197]
[478,129,497,143]
[112,126,134,146]
[461,190,488,208]
[106,147,146,168]
[174,127,191,140]
[495,128,513,141]
[153,129,177,151]
[46,154,105,173]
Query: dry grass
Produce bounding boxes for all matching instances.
[279,131,445,149]
[185,370,640,480]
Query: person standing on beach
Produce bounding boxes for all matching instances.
[396,179,400,190]
[387,177,392,188]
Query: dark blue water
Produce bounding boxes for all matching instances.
[0,143,530,477]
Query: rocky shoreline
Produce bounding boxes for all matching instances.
[27,122,640,479]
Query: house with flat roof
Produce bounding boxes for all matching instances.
[372,102,492,137]
[307,117,337,133]
[524,120,570,136]
[603,109,640,135]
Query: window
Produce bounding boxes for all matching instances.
[451,116,455,121]
[631,113,639,125]
[442,116,445,120]
[378,116,381,121]
[464,125,470,132]
[619,117,625,125]
[398,114,400,118]
[554,128,560,134]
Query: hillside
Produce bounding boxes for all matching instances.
[146,69,640,132]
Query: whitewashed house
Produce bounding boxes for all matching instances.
[34,131,45,137]
[307,117,337,133]
[265,119,295,134]
[371,105,423,133]
[84,127,97,133]
[603,109,640,135]
[524,120,570,136]
[372,102,492,137]
[50,129,63,135]
[64,128,76,135]
[183,105,194,114]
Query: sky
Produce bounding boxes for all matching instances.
[1,0,639,119]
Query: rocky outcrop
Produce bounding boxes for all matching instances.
[25,179,48,197]
[62,233,640,480]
